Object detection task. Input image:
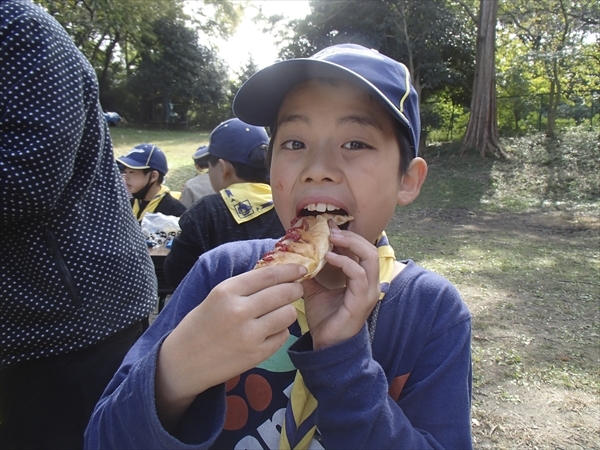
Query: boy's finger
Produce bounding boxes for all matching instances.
[328,231,380,289]
[231,264,307,296]
[324,251,370,284]
[329,230,379,268]
[249,282,304,318]
[254,303,298,343]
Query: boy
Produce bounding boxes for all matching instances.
[164,118,285,287]
[117,143,186,221]
[86,44,472,449]
[179,145,214,208]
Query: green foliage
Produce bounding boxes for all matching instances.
[35,0,240,127]
[422,90,470,142]
[279,0,476,106]
[127,16,230,128]
[497,0,600,136]
[37,0,599,140]
[37,0,186,93]
[227,57,260,109]
[188,0,244,40]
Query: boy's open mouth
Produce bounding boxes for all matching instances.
[299,203,351,230]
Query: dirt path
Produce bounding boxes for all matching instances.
[389,209,600,449]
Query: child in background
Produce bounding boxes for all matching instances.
[179,145,214,208]
[86,44,472,449]
[117,143,186,221]
[164,118,285,288]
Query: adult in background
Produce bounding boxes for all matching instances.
[0,0,157,448]
[179,145,214,208]
[163,118,285,288]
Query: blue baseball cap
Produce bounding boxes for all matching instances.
[117,143,168,175]
[192,145,209,163]
[207,118,269,168]
[233,43,420,156]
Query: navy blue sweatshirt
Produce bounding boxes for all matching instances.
[86,239,472,449]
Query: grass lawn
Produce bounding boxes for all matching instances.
[109,125,600,448]
[110,127,211,192]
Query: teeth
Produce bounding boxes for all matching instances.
[304,203,340,213]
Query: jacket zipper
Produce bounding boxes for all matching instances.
[44,228,83,309]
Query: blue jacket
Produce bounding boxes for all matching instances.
[86,239,472,449]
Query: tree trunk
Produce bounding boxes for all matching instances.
[460,0,507,158]
[545,58,561,138]
[98,31,120,100]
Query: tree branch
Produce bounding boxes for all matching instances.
[453,0,478,25]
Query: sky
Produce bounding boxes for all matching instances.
[202,1,311,76]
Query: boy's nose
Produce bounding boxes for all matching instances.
[301,145,342,184]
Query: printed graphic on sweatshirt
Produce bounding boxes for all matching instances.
[211,326,322,449]
[214,322,409,449]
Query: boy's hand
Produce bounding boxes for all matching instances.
[155,264,305,429]
[301,223,381,350]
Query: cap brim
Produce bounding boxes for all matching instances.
[233,58,409,132]
[116,157,150,170]
[193,148,209,161]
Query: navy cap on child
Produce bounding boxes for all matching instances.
[117,143,169,175]
[192,145,209,163]
[207,118,269,168]
[233,43,421,157]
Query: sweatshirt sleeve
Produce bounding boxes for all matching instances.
[84,333,226,450]
[85,240,275,449]
[288,268,472,449]
[85,246,228,449]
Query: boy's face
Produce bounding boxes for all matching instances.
[121,167,151,195]
[270,79,403,245]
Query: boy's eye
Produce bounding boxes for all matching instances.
[281,140,305,150]
[343,141,370,150]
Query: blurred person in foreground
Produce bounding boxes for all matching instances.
[179,145,214,208]
[0,0,157,448]
[163,118,285,288]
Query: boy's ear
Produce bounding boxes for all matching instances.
[149,170,160,184]
[219,159,234,179]
[397,157,428,206]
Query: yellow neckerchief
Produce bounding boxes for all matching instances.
[132,184,170,221]
[280,232,396,450]
[196,168,208,176]
[219,182,275,224]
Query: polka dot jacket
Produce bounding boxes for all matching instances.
[0,0,157,368]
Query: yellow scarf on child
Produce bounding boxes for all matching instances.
[279,232,396,450]
[132,185,170,221]
[220,182,275,224]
